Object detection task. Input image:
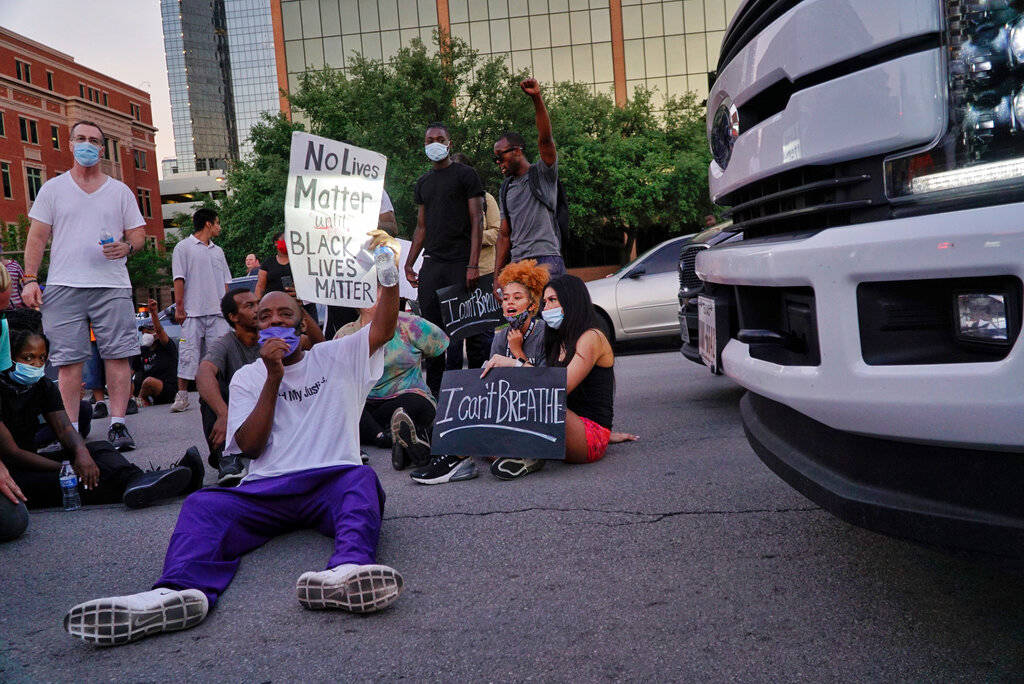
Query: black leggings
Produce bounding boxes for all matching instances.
[359,393,436,445]
[8,440,141,509]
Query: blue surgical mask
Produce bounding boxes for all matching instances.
[424,142,450,162]
[258,326,301,356]
[505,310,531,330]
[541,307,564,329]
[73,142,100,167]
[11,362,45,385]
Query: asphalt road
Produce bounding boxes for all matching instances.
[2,349,1022,682]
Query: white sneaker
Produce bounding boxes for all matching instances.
[296,563,403,613]
[63,587,208,646]
[170,391,190,412]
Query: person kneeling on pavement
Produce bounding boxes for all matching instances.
[0,327,203,509]
[62,230,405,647]
[410,258,549,485]
[335,293,448,471]
[132,299,179,407]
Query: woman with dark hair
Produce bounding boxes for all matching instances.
[485,273,636,479]
[254,231,293,300]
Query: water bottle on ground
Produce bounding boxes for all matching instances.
[59,461,81,511]
[99,230,114,246]
[374,246,399,287]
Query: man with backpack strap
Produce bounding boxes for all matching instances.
[493,78,568,285]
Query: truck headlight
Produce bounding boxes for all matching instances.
[885,0,1024,200]
[956,292,1010,343]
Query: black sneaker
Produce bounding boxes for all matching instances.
[92,401,108,419]
[391,408,430,471]
[491,457,545,481]
[126,397,138,415]
[216,453,246,486]
[122,466,191,509]
[360,450,370,465]
[172,446,205,492]
[107,423,136,451]
[409,454,477,485]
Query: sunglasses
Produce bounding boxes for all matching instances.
[493,146,521,163]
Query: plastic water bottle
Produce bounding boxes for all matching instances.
[374,245,399,287]
[99,230,114,245]
[59,461,81,511]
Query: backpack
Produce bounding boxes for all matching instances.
[500,164,570,258]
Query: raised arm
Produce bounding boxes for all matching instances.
[522,78,555,166]
[20,219,51,308]
[147,298,170,345]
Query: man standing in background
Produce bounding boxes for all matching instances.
[170,208,233,413]
[244,253,260,276]
[22,121,145,451]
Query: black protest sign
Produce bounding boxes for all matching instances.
[432,367,567,460]
[436,274,502,341]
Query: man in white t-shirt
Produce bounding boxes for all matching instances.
[169,207,233,413]
[23,121,146,451]
[62,231,404,647]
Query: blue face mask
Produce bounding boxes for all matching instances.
[11,362,45,385]
[258,326,301,356]
[541,307,564,329]
[424,142,450,162]
[73,142,100,167]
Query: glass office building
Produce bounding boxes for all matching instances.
[161,0,280,173]
[275,0,743,106]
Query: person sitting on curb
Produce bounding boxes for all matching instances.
[481,274,638,479]
[409,259,550,485]
[62,230,405,647]
[335,294,448,471]
[196,287,260,486]
[133,299,180,407]
[0,327,204,508]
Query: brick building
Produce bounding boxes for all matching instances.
[0,27,162,250]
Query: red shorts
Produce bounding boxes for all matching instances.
[579,417,611,464]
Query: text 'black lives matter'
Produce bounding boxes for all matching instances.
[432,367,566,459]
[436,274,502,341]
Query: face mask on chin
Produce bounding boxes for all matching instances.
[505,310,531,330]
[258,326,302,356]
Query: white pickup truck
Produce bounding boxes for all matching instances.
[697,0,1024,556]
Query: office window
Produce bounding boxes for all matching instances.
[1,163,11,199]
[46,71,54,91]
[136,188,152,218]
[15,60,31,83]
[79,83,85,98]
[103,138,119,162]
[0,112,4,137]
[50,125,59,150]
[102,93,108,107]
[130,104,142,120]
[26,167,43,202]
[19,118,38,145]
[133,149,147,171]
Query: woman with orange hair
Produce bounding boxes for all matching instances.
[408,259,551,485]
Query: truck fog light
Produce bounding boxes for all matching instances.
[956,293,1009,343]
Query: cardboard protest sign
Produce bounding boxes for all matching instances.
[284,131,387,307]
[436,274,502,341]
[432,367,567,459]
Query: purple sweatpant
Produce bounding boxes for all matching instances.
[154,464,385,607]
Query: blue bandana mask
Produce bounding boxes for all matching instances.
[257,326,301,356]
[425,142,450,162]
[73,142,100,167]
[541,307,564,329]
[11,362,45,385]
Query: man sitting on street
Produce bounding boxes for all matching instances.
[63,230,405,647]
[196,287,260,485]
[133,299,180,407]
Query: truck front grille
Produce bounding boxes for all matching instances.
[678,244,708,295]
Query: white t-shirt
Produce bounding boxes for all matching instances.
[226,325,384,481]
[171,235,233,316]
[27,173,145,289]
[380,189,394,214]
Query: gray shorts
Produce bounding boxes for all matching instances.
[178,314,231,380]
[42,286,141,366]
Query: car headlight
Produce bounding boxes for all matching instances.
[709,97,739,170]
[885,0,1024,199]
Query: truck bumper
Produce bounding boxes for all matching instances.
[742,392,1024,557]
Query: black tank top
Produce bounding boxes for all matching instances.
[567,363,614,429]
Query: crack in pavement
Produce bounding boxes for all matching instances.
[386,504,821,526]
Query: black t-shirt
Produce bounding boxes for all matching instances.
[260,255,293,293]
[0,372,64,452]
[132,337,178,386]
[413,162,485,263]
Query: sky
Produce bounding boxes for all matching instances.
[1,0,175,173]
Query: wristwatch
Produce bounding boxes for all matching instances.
[515,357,527,367]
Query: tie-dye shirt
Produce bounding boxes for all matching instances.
[336,311,448,402]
